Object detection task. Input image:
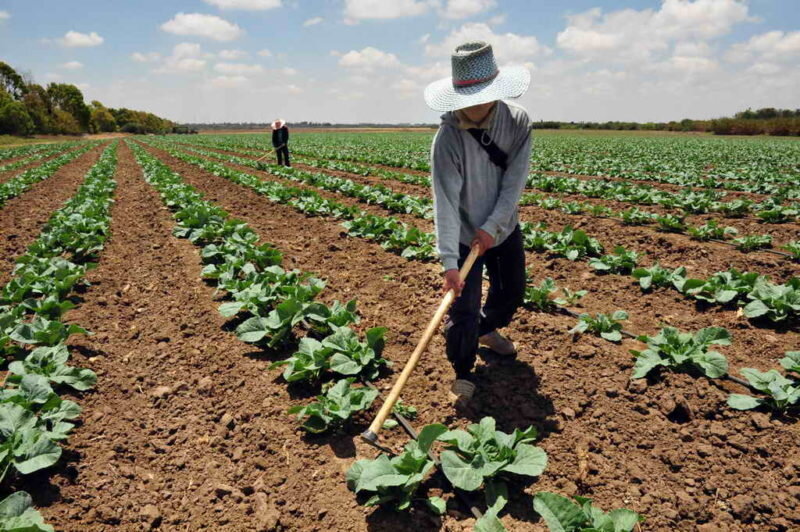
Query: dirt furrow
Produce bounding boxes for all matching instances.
[0,143,107,287]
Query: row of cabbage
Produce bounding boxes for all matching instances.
[167,132,800,194]
[0,142,117,532]
[0,142,97,208]
[0,141,79,163]
[0,142,81,174]
[285,155,799,259]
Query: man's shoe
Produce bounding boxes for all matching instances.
[479,330,517,356]
[450,379,476,405]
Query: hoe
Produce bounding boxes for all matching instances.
[361,244,480,447]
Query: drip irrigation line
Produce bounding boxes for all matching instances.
[546,302,763,395]
[709,238,795,259]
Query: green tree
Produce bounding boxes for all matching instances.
[22,84,54,133]
[51,108,82,135]
[47,83,90,131]
[0,100,35,135]
[89,100,117,133]
[0,62,28,100]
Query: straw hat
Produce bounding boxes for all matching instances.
[271,119,286,130]
[424,41,530,112]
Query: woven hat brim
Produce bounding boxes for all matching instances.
[424,65,530,112]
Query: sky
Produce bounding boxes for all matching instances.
[0,0,798,124]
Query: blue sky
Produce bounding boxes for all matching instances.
[1,0,798,123]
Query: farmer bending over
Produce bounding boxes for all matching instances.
[271,118,290,167]
[424,41,532,406]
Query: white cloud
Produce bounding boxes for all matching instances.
[673,41,713,57]
[439,0,496,20]
[745,62,782,75]
[557,0,752,62]
[665,55,719,73]
[161,13,243,41]
[425,23,549,63]
[204,0,281,9]
[58,30,104,48]
[131,52,162,63]
[287,84,303,94]
[344,0,432,22]
[75,82,91,91]
[214,62,264,74]
[218,49,248,60]
[281,67,298,76]
[210,75,249,88]
[418,34,430,44]
[487,13,506,26]
[156,43,208,73]
[303,16,323,27]
[338,47,401,70]
[0,11,9,20]
[60,61,83,70]
[726,30,800,63]
[257,49,272,57]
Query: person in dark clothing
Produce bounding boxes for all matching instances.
[271,118,290,167]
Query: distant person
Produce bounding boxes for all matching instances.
[271,118,290,167]
[424,41,532,406]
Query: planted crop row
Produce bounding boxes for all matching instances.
[170,142,433,219]
[138,140,437,259]
[525,174,799,218]
[173,132,800,195]
[0,143,76,174]
[0,142,97,208]
[525,227,799,324]
[523,275,799,419]
[155,139,799,325]
[0,142,117,532]
[262,152,797,261]
[0,141,77,163]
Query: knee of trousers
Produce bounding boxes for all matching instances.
[444,312,480,334]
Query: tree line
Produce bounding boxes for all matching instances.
[0,61,174,136]
[534,108,800,136]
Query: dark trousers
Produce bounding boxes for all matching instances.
[276,146,290,167]
[445,225,526,379]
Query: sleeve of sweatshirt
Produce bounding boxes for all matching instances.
[479,113,532,240]
[431,127,463,271]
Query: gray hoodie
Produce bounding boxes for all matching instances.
[431,100,532,271]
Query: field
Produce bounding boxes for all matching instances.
[0,129,798,531]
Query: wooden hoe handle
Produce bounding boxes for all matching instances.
[362,244,481,444]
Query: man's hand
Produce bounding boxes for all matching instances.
[443,269,464,297]
[471,229,495,256]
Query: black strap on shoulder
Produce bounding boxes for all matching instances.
[466,128,508,172]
